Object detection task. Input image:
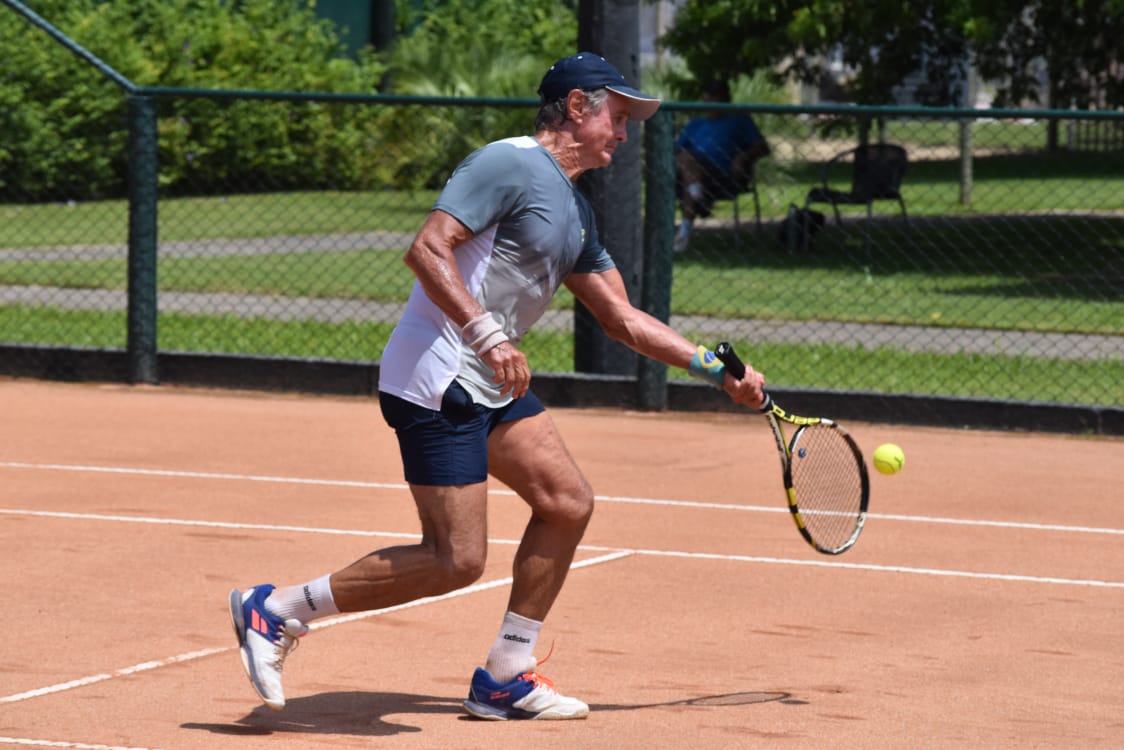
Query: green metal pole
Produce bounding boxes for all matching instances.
[126,94,159,384]
[637,110,676,410]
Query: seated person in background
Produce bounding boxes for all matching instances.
[674,78,769,253]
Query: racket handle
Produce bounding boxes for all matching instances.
[714,341,773,414]
[713,341,744,377]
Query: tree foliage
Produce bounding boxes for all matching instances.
[386,0,575,154]
[658,0,1124,109]
[1,0,582,201]
[381,0,578,187]
[390,0,576,98]
[1,0,389,200]
[969,0,1124,109]
[1,0,127,199]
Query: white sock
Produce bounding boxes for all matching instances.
[677,218,693,239]
[484,611,542,683]
[264,574,340,624]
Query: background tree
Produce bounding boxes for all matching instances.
[390,0,576,98]
[379,0,577,188]
[659,0,977,105]
[658,0,1124,113]
[969,0,1124,110]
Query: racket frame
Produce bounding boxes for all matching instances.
[714,342,870,555]
[765,401,870,555]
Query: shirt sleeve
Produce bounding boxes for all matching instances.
[571,191,615,274]
[433,143,527,234]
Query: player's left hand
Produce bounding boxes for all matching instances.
[724,363,766,410]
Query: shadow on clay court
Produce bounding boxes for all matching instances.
[181,690,797,736]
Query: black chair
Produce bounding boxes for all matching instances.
[703,159,762,252]
[802,143,909,253]
[723,160,762,237]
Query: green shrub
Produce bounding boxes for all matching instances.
[1,0,581,200]
[0,1,126,200]
[384,0,576,187]
[0,0,388,200]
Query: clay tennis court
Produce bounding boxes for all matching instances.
[2,378,1121,749]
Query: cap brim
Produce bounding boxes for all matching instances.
[606,85,661,121]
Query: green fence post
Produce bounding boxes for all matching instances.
[637,110,676,410]
[127,94,159,384]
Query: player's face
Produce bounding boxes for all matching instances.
[575,92,631,169]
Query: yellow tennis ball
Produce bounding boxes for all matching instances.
[872,443,905,475]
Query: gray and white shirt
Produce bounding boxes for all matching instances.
[378,135,615,410]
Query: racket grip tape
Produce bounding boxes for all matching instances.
[713,342,745,378]
[714,342,773,414]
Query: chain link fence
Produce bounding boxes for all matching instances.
[2,48,1122,429]
[661,103,1123,412]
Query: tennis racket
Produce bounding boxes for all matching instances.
[714,342,870,555]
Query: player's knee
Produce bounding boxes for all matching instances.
[413,534,486,594]
[439,549,487,591]
[574,486,595,528]
[547,483,595,531]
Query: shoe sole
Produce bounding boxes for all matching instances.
[462,699,511,720]
[228,588,245,645]
[462,699,589,721]
[228,587,284,711]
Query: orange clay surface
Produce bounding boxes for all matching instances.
[1,378,1122,749]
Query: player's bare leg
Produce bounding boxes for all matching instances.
[461,409,593,720]
[230,478,490,711]
[329,482,490,611]
[486,410,594,620]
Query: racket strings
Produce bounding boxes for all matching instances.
[788,424,864,548]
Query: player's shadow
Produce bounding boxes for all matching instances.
[181,691,454,737]
[182,689,798,737]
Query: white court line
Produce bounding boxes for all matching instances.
[2,507,1121,590]
[0,550,632,708]
[578,545,1124,588]
[2,460,1121,536]
[0,508,426,543]
[0,738,156,750]
[0,646,228,703]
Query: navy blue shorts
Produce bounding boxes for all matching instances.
[379,380,545,486]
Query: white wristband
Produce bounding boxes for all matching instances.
[461,312,509,357]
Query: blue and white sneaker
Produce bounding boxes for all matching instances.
[463,660,589,720]
[228,585,308,711]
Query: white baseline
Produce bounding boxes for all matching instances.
[1,460,1120,537]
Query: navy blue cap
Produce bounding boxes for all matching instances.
[538,52,661,121]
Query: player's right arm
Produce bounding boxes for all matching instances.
[403,209,480,324]
[403,210,530,398]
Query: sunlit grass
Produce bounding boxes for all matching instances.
[3,305,1119,405]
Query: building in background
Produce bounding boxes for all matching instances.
[639,0,684,70]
